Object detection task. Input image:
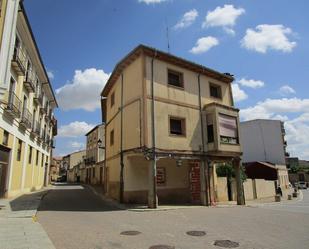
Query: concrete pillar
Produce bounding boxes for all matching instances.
[208,161,216,205]
[233,159,245,205]
[148,159,158,208]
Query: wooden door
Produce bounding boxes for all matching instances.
[0,146,10,198]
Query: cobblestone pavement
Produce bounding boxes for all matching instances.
[37,183,309,249]
[0,190,55,249]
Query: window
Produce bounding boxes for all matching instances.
[111,92,115,107]
[207,125,214,143]
[169,117,186,136]
[36,150,39,165]
[210,83,222,99]
[41,154,44,167]
[218,114,238,144]
[168,69,184,88]
[28,146,32,164]
[207,114,214,143]
[110,130,114,146]
[17,139,22,161]
[2,130,9,146]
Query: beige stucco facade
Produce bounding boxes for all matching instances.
[0,2,57,198]
[101,45,244,207]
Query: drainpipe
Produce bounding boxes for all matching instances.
[120,73,125,202]
[149,51,158,208]
[197,73,209,206]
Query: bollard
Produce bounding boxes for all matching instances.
[292,192,298,198]
[288,194,292,200]
[275,194,281,202]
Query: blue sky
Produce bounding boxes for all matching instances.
[24,0,309,159]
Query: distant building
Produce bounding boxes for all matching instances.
[50,157,62,182]
[240,119,289,189]
[65,150,86,182]
[84,124,105,185]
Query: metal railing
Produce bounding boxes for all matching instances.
[24,69,36,92]
[21,107,32,129]
[34,89,43,106]
[12,46,27,73]
[6,91,22,118]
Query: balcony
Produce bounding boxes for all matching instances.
[51,138,56,148]
[20,108,32,130]
[5,91,22,118]
[44,109,51,122]
[11,46,27,76]
[33,90,43,106]
[24,70,36,93]
[31,120,40,137]
[51,116,58,136]
[84,157,96,165]
[45,135,51,147]
[40,102,48,115]
[204,102,241,157]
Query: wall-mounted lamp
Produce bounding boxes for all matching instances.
[97,139,105,149]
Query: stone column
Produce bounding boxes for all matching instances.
[233,158,245,205]
[208,161,216,205]
[148,159,158,208]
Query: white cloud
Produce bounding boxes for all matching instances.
[190,36,219,54]
[174,9,198,30]
[232,84,248,102]
[285,113,309,160]
[56,68,110,111]
[202,5,245,35]
[47,70,54,80]
[238,78,265,89]
[241,24,297,53]
[240,98,309,121]
[279,85,296,96]
[138,0,168,4]
[69,141,85,150]
[58,121,95,137]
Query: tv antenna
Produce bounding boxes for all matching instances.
[165,17,170,53]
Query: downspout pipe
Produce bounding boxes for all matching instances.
[150,51,158,208]
[120,73,124,202]
[197,73,209,206]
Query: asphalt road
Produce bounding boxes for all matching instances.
[260,189,309,214]
[37,184,309,249]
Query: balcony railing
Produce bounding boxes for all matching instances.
[31,120,40,136]
[45,135,51,146]
[51,138,56,148]
[12,46,27,75]
[34,89,43,106]
[5,91,22,118]
[24,69,36,93]
[20,108,32,129]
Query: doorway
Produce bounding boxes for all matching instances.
[189,162,201,204]
[0,145,10,198]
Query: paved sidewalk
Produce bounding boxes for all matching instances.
[86,184,300,212]
[0,189,55,249]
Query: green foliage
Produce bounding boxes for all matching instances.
[290,166,299,173]
[216,162,247,182]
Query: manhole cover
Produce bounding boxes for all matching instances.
[120,230,141,236]
[149,246,175,249]
[186,230,206,236]
[214,240,239,248]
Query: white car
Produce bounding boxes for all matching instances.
[298,181,307,189]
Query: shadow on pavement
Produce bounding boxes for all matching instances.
[10,190,48,211]
[38,183,122,212]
